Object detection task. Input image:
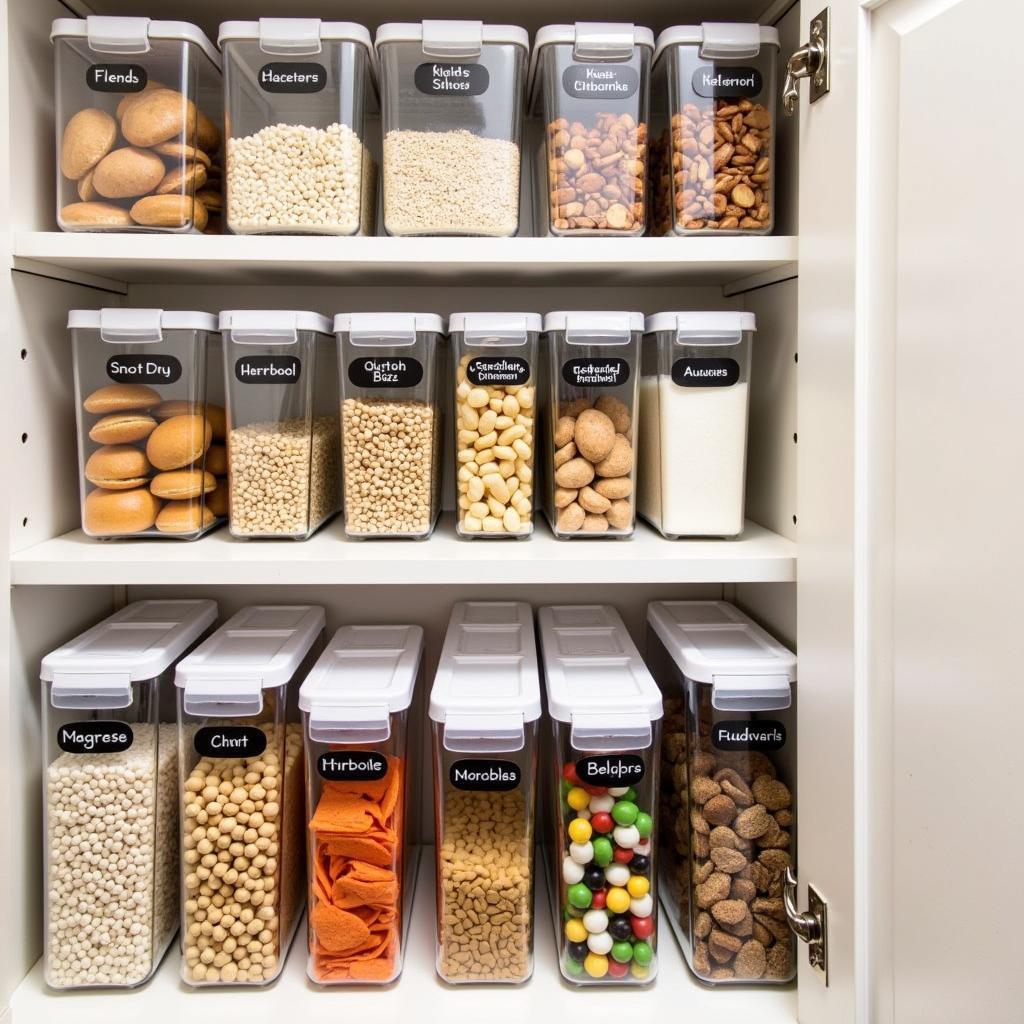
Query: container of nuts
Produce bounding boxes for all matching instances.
[219,20,378,236]
[543,311,642,538]
[449,312,539,538]
[51,17,223,233]
[220,310,341,540]
[429,601,540,984]
[649,24,779,235]
[335,312,444,538]
[529,24,654,236]
[174,604,325,986]
[538,604,663,984]
[647,600,797,984]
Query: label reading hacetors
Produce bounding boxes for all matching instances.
[106,354,182,385]
[712,720,786,752]
[414,62,489,96]
[466,356,530,387]
[692,64,764,99]
[576,753,645,785]
[87,64,147,93]
[317,751,388,782]
[57,721,134,754]
[259,62,327,93]
[348,357,424,389]
[235,355,301,383]
[561,357,630,389]
[450,759,521,791]
[562,64,639,100]
[194,726,268,758]
[672,357,740,388]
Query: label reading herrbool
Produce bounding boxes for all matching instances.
[561,357,630,388]
[87,64,147,92]
[414,62,489,96]
[235,355,301,383]
[106,354,183,385]
[672,357,740,388]
[562,64,639,99]
[57,721,134,754]
[194,726,268,758]
[450,758,521,791]
[576,753,645,785]
[466,356,530,387]
[317,750,389,781]
[712,720,787,752]
[692,64,764,99]
[348,357,424,389]
[259,62,327,93]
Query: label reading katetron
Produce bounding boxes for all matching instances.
[576,753,645,785]
[57,721,134,754]
[450,758,521,791]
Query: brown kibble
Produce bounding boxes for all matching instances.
[554,415,576,448]
[695,872,732,909]
[710,847,748,874]
[752,896,786,921]
[554,457,595,490]
[731,877,757,903]
[710,899,749,926]
[758,849,791,874]
[710,966,736,980]
[693,940,711,975]
[752,921,773,946]
[695,911,713,939]
[766,942,793,978]
[574,409,617,462]
[755,912,792,943]
[703,794,739,826]
[594,434,633,478]
[690,808,710,836]
[708,928,744,962]
[690,776,721,805]
[720,778,754,808]
[578,485,611,514]
[734,804,772,839]
[734,939,767,979]
[752,776,792,811]
[554,487,578,509]
[709,825,742,850]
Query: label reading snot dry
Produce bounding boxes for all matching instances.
[107,354,182,385]
[712,720,786,752]
[450,758,521,791]
[235,355,301,383]
[671,357,740,388]
[562,64,639,99]
[576,753,645,786]
[348,357,424,389]
[194,726,267,758]
[87,64,147,92]
[414,62,489,96]
[466,356,530,387]
[561,357,630,388]
[259,62,327,93]
[691,64,764,99]
[317,750,388,781]
[57,721,134,754]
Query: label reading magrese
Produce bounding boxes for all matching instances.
[194,726,267,758]
[107,354,182,385]
[259,62,327,93]
[562,64,639,99]
[450,758,521,791]
[317,750,388,782]
[87,64,147,93]
[672,357,740,388]
[576,753,645,785]
[235,355,301,383]
[466,356,530,387]
[414,62,489,96]
[57,721,133,754]
[712,720,786,752]
[692,64,764,99]
[348,357,424,389]
[561,357,630,389]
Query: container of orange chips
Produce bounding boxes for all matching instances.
[298,624,424,985]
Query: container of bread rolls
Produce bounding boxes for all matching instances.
[71,309,227,539]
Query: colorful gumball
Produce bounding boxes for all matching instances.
[565,918,587,943]
[568,939,589,962]
[626,875,650,899]
[613,847,634,864]
[568,882,593,909]
[583,953,609,979]
[630,914,654,940]
[589,794,614,813]
[609,915,633,941]
[582,908,609,934]
[563,762,581,785]
[630,854,650,875]
[630,962,649,980]
[590,811,614,834]
[633,941,653,967]
[608,786,629,797]
[587,931,613,955]
[567,787,590,811]
[611,939,634,963]
[565,956,584,977]
[562,856,584,885]
[591,889,607,909]
[613,824,640,849]
[583,865,605,891]
[629,893,654,918]
[568,817,593,844]
[606,886,631,915]
[592,837,614,866]
[604,863,630,887]
[608,958,630,978]
[569,841,594,865]
[634,811,652,839]
[611,800,639,826]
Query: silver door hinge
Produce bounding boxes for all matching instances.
[782,7,830,116]
[783,866,829,984]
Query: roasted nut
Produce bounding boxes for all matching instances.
[594,433,633,478]
[574,408,616,462]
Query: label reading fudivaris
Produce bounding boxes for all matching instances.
[57,721,133,754]
[317,750,388,781]
[692,64,764,99]
[450,758,521,791]
[562,64,639,99]
[259,62,327,93]
[235,355,301,383]
[466,356,529,387]
[712,720,786,752]
[87,64,147,92]
[414,62,489,96]
[672,357,740,387]
[576,753,645,785]
[106,354,182,385]
[561,357,630,388]
[194,726,267,758]
[348,357,424,389]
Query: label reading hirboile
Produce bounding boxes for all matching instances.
[194,726,267,758]
[562,64,639,99]
[576,753,645,785]
[259,62,327,93]
[671,357,740,387]
[87,64,147,92]
[466,356,530,387]
[57,721,134,754]
[711,720,786,752]
[561,357,630,389]
[234,355,301,383]
[449,758,521,791]
[691,64,764,99]
[414,62,489,96]
[106,354,182,385]
[348,357,424,389]
[317,750,388,781]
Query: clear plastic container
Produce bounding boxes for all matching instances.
[647,600,797,984]
[638,311,755,538]
[542,311,642,538]
[219,19,378,235]
[376,21,529,236]
[70,309,225,539]
[335,313,445,538]
[650,24,779,236]
[52,17,223,233]
[175,605,324,986]
[40,599,217,989]
[449,313,540,538]
[299,624,424,984]
[538,604,663,985]
[220,310,341,539]
[530,24,654,236]
[429,602,541,983]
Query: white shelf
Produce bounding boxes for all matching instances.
[9,849,796,1024]
[13,232,798,290]
[9,516,795,587]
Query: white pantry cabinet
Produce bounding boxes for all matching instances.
[0,0,1020,1022]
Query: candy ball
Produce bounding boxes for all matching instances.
[630,962,650,980]
[568,883,593,909]
[608,958,630,978]
[567,787,590,811]
[630,894,654,918]
[633,941,653,967]
[591,889,607,909]
[575,808,592,821]
[565,918,587,943]
[608,786,629,797]
[613,825,640,850]
[635,811,652,838]
[587,931,613,955]
[592,837,614,867]
[581,783,608,796]
[583,909,609,934]
[562,856,584,885]
[609,915,634,941]
[606,886,630,915]
[635,839,652,856]
[613,847,634,864]
[590,811,614,834]
[623,788,637,802]
[630,914,654,940]
[561,778,573,799]
[605,864,630,887]
[570,841,594,865]
[590,794,614,813]
[630,854,650,875]
[611,939,634,963]
[611,800,639,826]
[627,875,650,899]
[583,952,609,979]
[565,956,584,977]
[583,866,605,891]
[563,762,581,785]
[568,818,593,844]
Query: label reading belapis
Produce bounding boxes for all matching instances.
[348,357,424,389]
[87,64,147,93]
[561,357,630,389]
[692,64,764,99]
[414,62,489,96]
[194,726,267,758]
[466,356,530,387]
[235,355,301,384]
[450,758,521,791]
[562,64,639,100]
[576,753,645,785]
[317,750,388,782]
[259,62,327,93]
[671,357,740,388]
[106,354,182,385]
[712,720,786,752]
[57,721,134,755]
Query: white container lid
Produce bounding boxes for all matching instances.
[544,311,645,337]
[219,310,332,343]
[375,21,528,57]
[538,605,662,751]
[334,312,445,340]
[654,23,780,65]
[42,600,217,709]
[218,19,372,50]
[68,308,218,342]
[51,17,220,69]
[176,605,325,716]
[647,600,795,711]
[430,602,540,752]
[448,312,542,340]
[299,625,423,743]
[645,311,756,335]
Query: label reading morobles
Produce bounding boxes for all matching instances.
[414,62,489,96]
[450,758,521,791]
[671,357,740,387]
[57,721,133,754]
[317,750,388,781]
[348,357,424,388]
[106,354,182,385]
[87,64,147,92]
[562,357,630,388]
[235,355,301,383]
[194,726,268,758]
[259,62,327,93]
[466,356,529,387]
[562,64,639,99]
[576,753,645,785]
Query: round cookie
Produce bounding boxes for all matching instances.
[83,383,161,414]
[84,487,162,536]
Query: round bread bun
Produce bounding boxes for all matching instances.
[152,402,225,441]
[152,399,194,419]
[85,445,152,489]
[88,412,158,445]
[205,443,227,476]
[83,383,161,414]
[205,404,227,441]
[206,479,229,518]
[146,414,212,471]
[150,469,216,500]
[84,487,162,536]
[155,500,216,534]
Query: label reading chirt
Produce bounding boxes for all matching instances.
[576,753,645,785]
[87,64,147,92]
[466,356,529,387]
[562,357,630,388]
[712,720,786,752]
[194,726,267,758]
[259,62,327,93]
[414,62,489,96]
[672,357,740,388]
[450,758,521,791]
[318,750,388,781]
[562,64,639,99]
[57,721,133,754]
[348,357,424,389]
[106,354,182,385]
[235,355,301,383]
[692,64,764,99]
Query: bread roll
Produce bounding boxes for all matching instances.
[146,414,212,471]
[84,487,162,536]
[155,501,215,534]
[85,445,152,489]
[83,383,161,414]
[88,412,157,445]
[150,469,215,500]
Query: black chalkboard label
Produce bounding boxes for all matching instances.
[576,753,645,785]
[562,357,630,389]
[466,356,529,387]
[317,750,389,781]
[259,62,327,93]
[106,354,182,385]
[57,721,133,754]
[712,720,786,752]
[87,64,147,92]
[194,726,267,758]
[672,357,740,387]
[235,355,301,383]
[450,758,521,791]
[562,64,639,100]
[692,64,764,99]
[348,357,423,389]
[415,62,489,96]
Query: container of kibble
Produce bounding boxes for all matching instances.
[299,624,424,984]
[429,601,540,984]
[650,24,779,235]
[449,312,539,538]
[543,311,642,538]
[219,19,378,235]
[70,308,227,539]
[40,599,217,989]
[647,600,796,984]
[175,604,324,986]
[538,604,663,985]
[335,313,444,538]
[220,310,341,539]
[638,311,755,538]
[376,21,529,236]
[529,24,654,235]
[51,17,223,233]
